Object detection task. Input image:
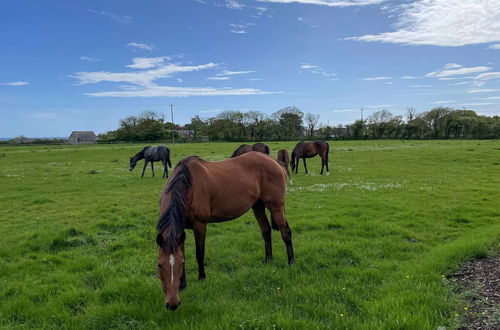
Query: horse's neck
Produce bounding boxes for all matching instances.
[134,151,145,161]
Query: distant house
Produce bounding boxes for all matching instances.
[68,131,97,144]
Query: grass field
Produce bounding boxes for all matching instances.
[0,140,499,329]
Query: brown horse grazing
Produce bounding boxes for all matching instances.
[277,149,290,176]
[231,143,270,157]
[156,152,294,310]
[291,141,330,175]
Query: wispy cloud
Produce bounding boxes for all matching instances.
[79,56,99,62]
[462,102,494,106]
[362,76,391,81]
[488,44,500,50]
[73,58,274,97]
[257,0,385,7]
[411,84,433,88]
[365,104,392,109]
[127,42,156,51]
[87,9,132,25]
[208,76,231,80]
[218,70,255,76]
[230,30,247,34]
[433,100,455,104]
[301,64,337,79]
[426,63,491,78]
[347,0,500,47]
[332,109,357,113]
[86,86,277,98]
[126,57,170,69]
[474,72,500,81]
[467,89,500,93]
[401,76,418,79]
[226,0,245,10]
[0,81,29,86]
[481,96,500,100]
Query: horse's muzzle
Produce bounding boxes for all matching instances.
[166,302,180,311]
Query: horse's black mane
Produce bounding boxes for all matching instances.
[156,157,195,253]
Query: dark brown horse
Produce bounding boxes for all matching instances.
[277,149,290,176]
[291,141,330,175]
[156,152,293,310]
[230,143,270,157]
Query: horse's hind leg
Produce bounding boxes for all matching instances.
[151,162,155,177]
[268,206,294,265]
[302,158,308,174]
[252,199,273,262]
[320,157,325,174]
[141,161,148,178]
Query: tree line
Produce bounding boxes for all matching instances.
[97,106,499,142]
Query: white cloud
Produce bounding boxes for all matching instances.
[474,72,500,81]
[127,42,156,51]
[467,89,500,93]
[426,63,491,78]
[401,76,418,79]
[365,104,392,108]
[489,44,500,50]
[332,109,357,113]
[433,100,455,104]
[74,59,275,98]
[87,9,132,25]
[86,86,277,98]
[362,76,391,81]
[462,102,494,106]
[448,81,470,86]
[257,0,385,7]
[481,96,500,100]
[226,0,245,10]
[300,64,319,69]
[126,57,170,69]
[193,0,208,4]
[218,70,255,76]
[411,84,433,88]
[301,64,336,79]
[347,0,500,47]
[208,76,231,80]
[79,56,99,62]
[73,62,217,85]
[230,30,247,34]
[0,81,29,86]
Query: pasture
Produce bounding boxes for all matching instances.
[0,140,498,329]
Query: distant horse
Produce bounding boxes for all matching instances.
[277,149,290,176]
[291,141,329,175]
[129,146,172,178]
[156,152,293,310]
[231,143,270,157]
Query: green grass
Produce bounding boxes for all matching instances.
[0,140,498,329]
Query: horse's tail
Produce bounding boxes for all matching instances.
[167,152,172,168]
[325,142,330,160]
[156,158,192,252]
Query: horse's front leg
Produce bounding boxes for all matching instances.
[141,161,148,178]
[180,242,187,291]
[295,158,299,174]
[193,222,207,280]
[151,162,155,177]
[303,158,308,174]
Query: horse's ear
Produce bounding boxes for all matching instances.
[179,231,186,243]
[156,233,164,246]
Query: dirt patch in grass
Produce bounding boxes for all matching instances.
[449,254,499,330]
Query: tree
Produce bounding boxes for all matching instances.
[305,113,320,137]
[273,106,304,140]
[185,115,206,141]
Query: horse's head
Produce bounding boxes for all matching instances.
[129,157,137,171]
[156,231,186,311]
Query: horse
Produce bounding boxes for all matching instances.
[156,152,293,310]
[230,143,270,157]
[290,141,330,175]
[129,146,172,178]
[277,149,290,176]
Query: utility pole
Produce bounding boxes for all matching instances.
[360,107,364,121]
[170,104,175,144]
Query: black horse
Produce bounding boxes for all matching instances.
[130,146,172,178]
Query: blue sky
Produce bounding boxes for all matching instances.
[1,0,500,137]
